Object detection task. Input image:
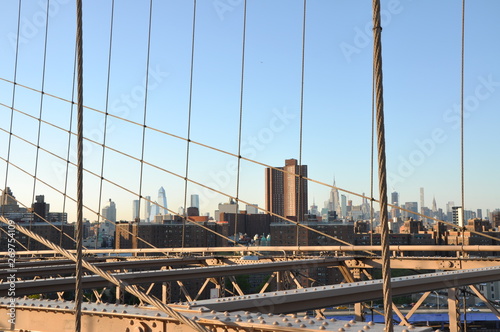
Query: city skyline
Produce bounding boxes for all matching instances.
[0,1,499,224]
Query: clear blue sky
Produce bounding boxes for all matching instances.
[0,0,499,222]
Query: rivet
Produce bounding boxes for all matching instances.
[300,324,306,328]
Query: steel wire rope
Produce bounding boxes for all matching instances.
[372,0,393,329]
[136,0,154,229]
[0,215,209,332]
[75,0,84,329]
[1,0,21,218]
[2,98,500,245]
[29,0,50,251]
[296,0,307,247]
[95,0,116,249]
[233,0,248,244]
[460,1,467,330]
[182,0,197,248]
[460,0,466,252]
[370,59,376,246]
[60,42,77,248]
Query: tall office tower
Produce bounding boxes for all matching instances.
[142,196,151,222]
[477,209,483,219]
[452,206,464,227]
[191,194,200,209]
[101,199,116,223]
[132,200,140,221]
[341,194,347,218]
[265,158,307,221]
[157,187,167,215]
[327,179,341,216]
[404,202,419,220]
[32,195,49,222]
[446,201,455,221]
[419,188,425,215]
[432,197,437,213]
[390,191,400,218]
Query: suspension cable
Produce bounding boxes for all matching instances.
[29,0,50,250]
[137,0,154,227]
[182,0,197,248]
[296,0,307,246]
[460,0,466,231]
[372,0,393,330]
[75,0,84,330]
[2,0,21,217]
[234,0,248,243]
[96,0,115,249]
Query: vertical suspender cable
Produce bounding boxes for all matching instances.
[234,0,248,244]
[60,45,77,247]
[96,0,115,249]
[297,0,307,245]
[75,0,84,330]
[460,0,467,330]
[137,0,153,229]
[182,0,198,248]
[460,0,466,236]
[2,0,22,216]
[30,0,50,250]
[370,62,375,246]
[372,0,393,330]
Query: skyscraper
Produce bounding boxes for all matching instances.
[102,199,116,223]
[158,187,167,215]
[132,200,140,221]
[265,158,307,221]
[326,179,341,217]
[142,196,151,222]
[390,191,400,218]
[191,194,200,209]
[419,187,425,215]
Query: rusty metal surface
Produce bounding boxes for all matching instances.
[190,266,500,313]
[0,297,433,332]
[0,257,344,296]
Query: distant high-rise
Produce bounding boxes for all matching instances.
[102,199,116,223]
[265,158,307,221]
[390,191,400,218]
[327,179,341,217]
[432,197,437,213]
[158,187,167,215]
[404,202,418,220]
[132,200,140,221]
[419,188,425,216]
[142,196,151,222]
[341,194,347,218]
[452,206,464,227]
[32,195,49,222]
[191,194,200,209]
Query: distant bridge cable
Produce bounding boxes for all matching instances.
[372,0,393,328]
[2,0,21,217]
[233,0,248,244]
[182,0,197,248]
[296,0,307,246]
[96,0,115,249]
[30,0,51,251]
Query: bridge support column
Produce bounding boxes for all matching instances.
[448,287,462,332]
[115,286,124,304]
[354,302,365,322]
